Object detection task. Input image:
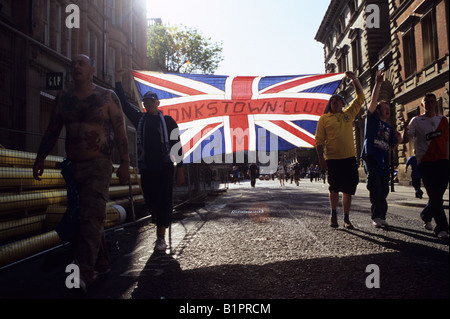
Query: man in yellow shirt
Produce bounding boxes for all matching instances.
[315,71,364,229]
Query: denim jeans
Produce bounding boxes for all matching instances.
[419,160,449,234]
[364,157,390,220]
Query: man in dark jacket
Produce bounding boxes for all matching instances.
[115,75,184,252]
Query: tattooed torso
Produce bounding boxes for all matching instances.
[58,86,114,161]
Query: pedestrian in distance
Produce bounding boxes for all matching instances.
[232,166,240,184]
[308,164,315,183]
[402,93,449,239]
[277,161,285,187]
[33,54,130,292]
[314,165,321,182]
[292,167,296,183]
[285,165,290,182]
[248,163,259,187]
[115,70,184,252]
[405,155,423,199]
[293,162,301,186]
[361,70,402,228]
[315,71,365,229]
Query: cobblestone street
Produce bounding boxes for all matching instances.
[1,178,448,304]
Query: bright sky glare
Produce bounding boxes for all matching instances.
[146,0,330,76]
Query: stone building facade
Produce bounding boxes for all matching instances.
[0,0,148,166]
[389,0,449,181]
[315,0,449,183]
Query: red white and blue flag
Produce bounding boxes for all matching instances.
[132,71,345,163]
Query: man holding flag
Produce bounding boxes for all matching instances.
[115,70,184,252]
[315,71,364,229]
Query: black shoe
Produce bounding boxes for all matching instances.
[330,216,338,228]
[343,219,354,229]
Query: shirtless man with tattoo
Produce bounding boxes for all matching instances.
[33,54,130,292]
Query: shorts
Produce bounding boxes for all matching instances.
[326,157,359,195]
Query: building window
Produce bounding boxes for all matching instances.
[340,17,345,34]
[116,1,123,28]
[437,97,444,115]
[335,20,342,38]
[66,28,72,58]
[43,0,50,46]
[351,38,361,71]
[349,28,362,72]
[336,45,349,73]
[338,55,348,72]
[132,14,138,47]
[421,9,437,67]
[55,3,61,53]
[107,0,116,25]
[107,47,116,84]
[87,30,90,58]
[348,0,356,17]
[92,34,98,76]
[326,63,336,73]
[0,0,12,16]
[402,28,416,77]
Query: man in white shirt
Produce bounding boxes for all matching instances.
[403,93,449,239]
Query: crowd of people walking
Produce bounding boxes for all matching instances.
[30,55,448,293]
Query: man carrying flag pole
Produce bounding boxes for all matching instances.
[115,70,184,253]
[315,71,365,229]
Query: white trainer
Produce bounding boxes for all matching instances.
[372,218,388,228]
[154,238,167,252]
[437,231,449,239]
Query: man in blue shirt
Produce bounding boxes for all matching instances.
[361,71,402,228]
[405,155,423,199]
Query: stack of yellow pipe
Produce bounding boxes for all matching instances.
[0,231,62,267]
[0,148,143,268]
[0,167,65,189]
[0,149,62,168]
[0,215,46,244]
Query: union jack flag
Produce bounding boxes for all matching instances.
[132,71,345,163]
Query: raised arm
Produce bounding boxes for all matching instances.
[369,70,384,114]
[346,71,363,96]
[114,70,142,127]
